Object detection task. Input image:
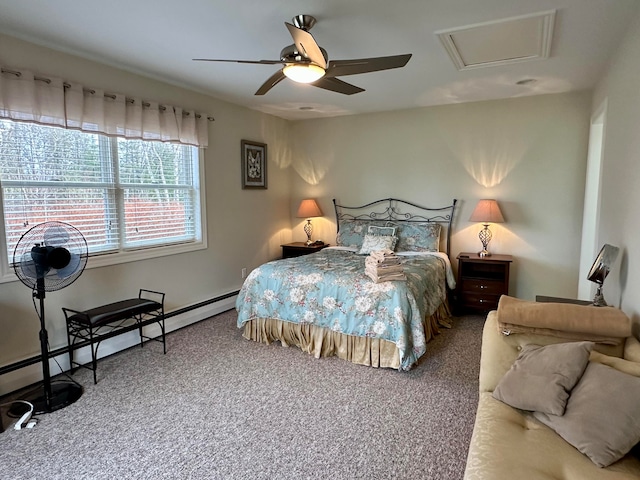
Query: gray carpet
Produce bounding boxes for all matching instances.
[0,311,484,480]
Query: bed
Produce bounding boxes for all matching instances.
[236,197,458,371]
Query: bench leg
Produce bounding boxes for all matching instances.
[89,327,98,385]
[66,325,75,375]
[137,315,144,348]
[160,310,166,354]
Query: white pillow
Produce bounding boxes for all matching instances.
[358,234,397,255]
[368,225,397,237]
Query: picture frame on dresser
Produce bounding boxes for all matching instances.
[241,140,267,189]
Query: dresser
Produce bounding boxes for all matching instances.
[456,253,513,313]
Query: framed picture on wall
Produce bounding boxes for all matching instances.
[241,140,267,189]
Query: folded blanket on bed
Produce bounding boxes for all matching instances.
[365,270,407,283]
[365,252,406,282]
[365,263,404,276]
[497,295,631,343]
[368,250,401,265]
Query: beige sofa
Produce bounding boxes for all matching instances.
[464,302,640,480]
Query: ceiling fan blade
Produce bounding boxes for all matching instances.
[255,70,287,95]
[285,22,327,69]
[193,58,284,65]
[311,77,364,95]
[325,54,412,77]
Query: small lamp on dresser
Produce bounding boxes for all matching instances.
[469,199,505,257]
[297,199,323,245]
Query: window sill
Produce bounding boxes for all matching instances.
[0,239,207,284]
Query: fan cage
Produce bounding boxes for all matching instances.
[13,221,88,292]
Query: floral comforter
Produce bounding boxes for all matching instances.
[235,248,449,370]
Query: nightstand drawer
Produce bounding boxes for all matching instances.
[460,293,501,310]
[461,279,505,295]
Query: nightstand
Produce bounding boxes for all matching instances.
[281,242,329,259]
[456,253,513,313]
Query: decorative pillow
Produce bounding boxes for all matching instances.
[358,234,397,255]
[492,341,593,415]
[368,225,397,237]
[368,225,398,250]
[335,220,369,248]
[534,362,640,467]
[395,222,441,252]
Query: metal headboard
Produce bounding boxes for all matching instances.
[333,198,458,258]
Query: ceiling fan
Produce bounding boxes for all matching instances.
[193,14,412,96]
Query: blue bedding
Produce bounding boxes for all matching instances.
[235,248,449,370]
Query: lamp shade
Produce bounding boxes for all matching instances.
[469,199,505,223]
[297,199,323,218]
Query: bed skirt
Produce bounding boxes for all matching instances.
[241,301,452,370]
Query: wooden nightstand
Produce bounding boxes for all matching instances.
[281,242,329,259]
[456,253,513,313]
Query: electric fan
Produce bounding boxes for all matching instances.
[12,221,88,414]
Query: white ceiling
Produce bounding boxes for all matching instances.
[0,0,637,120]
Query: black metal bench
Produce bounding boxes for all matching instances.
[63,289,166,384]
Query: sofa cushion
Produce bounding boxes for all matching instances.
[534,362,640,468]
[492,341,593,415]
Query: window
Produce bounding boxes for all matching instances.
[0,119,205,276]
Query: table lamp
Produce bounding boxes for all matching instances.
[297,199,323,245]
[587,244,619,306]
[469,199,505,257]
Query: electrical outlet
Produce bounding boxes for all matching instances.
[241,268,247,279]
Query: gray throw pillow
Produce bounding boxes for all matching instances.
[534,362,640,467]
[492,341,593,415]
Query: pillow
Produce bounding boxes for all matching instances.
[534,362,640,467]
[368,225,397,237]
[336,220,369,248]
[395,222,441,252]
[368,225,398,250]
[358,234,397,255]
[492,341,593,415]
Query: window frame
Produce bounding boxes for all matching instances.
[0,123,207,284]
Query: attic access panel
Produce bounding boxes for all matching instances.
[436,10,555,70]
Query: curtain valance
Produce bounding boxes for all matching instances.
[0,67,212,147]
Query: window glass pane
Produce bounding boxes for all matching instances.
[123,188,195,248]
[0,120,110,183]
[117,138,193,186]
[3,187,118,259]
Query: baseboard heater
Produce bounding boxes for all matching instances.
[0,290,239,378]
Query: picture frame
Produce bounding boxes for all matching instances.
[241,140,267,189]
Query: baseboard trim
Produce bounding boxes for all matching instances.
[0,291,238,396]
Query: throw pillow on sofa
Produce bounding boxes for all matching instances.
[492,341,593,415]
[534,361,640,468]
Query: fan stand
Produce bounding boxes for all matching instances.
[10,281,83,417]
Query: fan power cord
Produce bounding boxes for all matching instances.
[0,400,35,430]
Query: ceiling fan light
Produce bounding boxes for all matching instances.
[283,64,325,83]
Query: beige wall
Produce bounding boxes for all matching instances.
[591,10,640,334]
[289,93,592,301]
[0,34,293,393]
[0,30,602,393]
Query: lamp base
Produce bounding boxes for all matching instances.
[304,219,313,245]
[478,250,491,258]
[592,285,608,307]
